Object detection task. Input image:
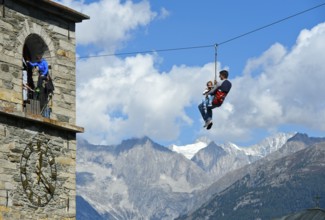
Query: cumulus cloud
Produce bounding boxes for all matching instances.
[204,22,325,143]
[56,0,158,51]
[77,54,213,144]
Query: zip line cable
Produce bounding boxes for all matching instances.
[217,2,325,46]
[77,44,214,59]
[77,2,325,60]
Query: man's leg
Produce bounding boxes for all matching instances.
[199,103,213,128]
[198,103,208,122]
[204,106,213,129]
[206,106,213,121]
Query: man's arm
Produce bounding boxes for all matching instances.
[207,84,218,95]
[27,61,37,67]
[40,59,48,76]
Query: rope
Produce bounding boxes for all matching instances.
[214,44,218,81]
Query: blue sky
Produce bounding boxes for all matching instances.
[57,0,325,146]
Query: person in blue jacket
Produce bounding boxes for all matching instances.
[27,54,51,117]
[27,54,49,82]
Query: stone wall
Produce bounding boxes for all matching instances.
[0,113,77,219]
[0,1,87,219]
[0,0,78,124]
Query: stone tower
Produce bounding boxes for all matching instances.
[0,0,88,219]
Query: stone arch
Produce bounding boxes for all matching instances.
[16,22,56,66]
[23,34,50,62]
[23,34,49,62]
[22,34,50,101]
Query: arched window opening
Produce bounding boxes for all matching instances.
[22,34,54,118]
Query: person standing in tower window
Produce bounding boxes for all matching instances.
[27,54,50,117]
[26,54,49,89]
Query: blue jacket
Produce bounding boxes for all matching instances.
[28,58,49,76]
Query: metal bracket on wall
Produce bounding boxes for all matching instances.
[66,197,70,212]
[1,0,5,18]
[68,23,70,40]
[6,190,8,207]
[66,135,70,150]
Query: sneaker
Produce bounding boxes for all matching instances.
[206,121,213,130]
[204,119,212,128]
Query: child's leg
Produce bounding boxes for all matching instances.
[202,98,208,111]
[208,95,214,107]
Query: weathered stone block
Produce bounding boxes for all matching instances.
[56,156,75,166]
[4,182,15,190]
[0,174,12,181]
[50,25,69,37]
[0,88,22,104]
[1,64,9,72]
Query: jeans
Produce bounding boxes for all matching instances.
[202,96,213,108]
[198,102,213,122]
[42,106,51,118]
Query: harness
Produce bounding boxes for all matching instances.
[212,80,232,107]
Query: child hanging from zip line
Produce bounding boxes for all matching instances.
[202,80,214,111]
[198,70,232,130]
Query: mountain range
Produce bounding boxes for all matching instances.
[76,132,325,219]
[177,133,325,219]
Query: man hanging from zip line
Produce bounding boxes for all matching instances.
[198,70,232,130]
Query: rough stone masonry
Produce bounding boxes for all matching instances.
[0,1,88,219]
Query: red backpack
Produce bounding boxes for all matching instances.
[212,90,228,107]
[212,80,232,107]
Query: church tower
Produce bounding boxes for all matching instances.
[0,0,88,219]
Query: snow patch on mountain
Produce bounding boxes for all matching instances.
[169,140,209,159]
[170,133,296,160]
[240,132,296,157]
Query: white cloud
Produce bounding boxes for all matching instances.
[157,7,170,20]
[77,53,214,144]
[243,43,287,76]
[56,0,158,51]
